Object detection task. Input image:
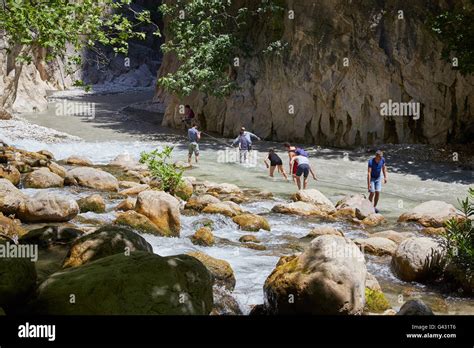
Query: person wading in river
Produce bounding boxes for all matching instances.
[187,123,201,165]
[232,127,261,150]
[231,130,252,163]
[367,150,388,213]
[290,153,317,190]
[264,148,288,180]
[284,143,309,183]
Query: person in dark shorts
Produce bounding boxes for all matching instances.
[290,154,317,190]
[264,148,288,180]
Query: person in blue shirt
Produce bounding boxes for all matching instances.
[187,124,201,164]
[232,127,261,150]
[367,150,388,213]
[231,131,252,163]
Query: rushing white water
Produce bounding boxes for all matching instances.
[2,90,473,314]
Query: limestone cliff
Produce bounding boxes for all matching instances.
[155,0,473,146]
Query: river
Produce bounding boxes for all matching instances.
[2,88,473,314]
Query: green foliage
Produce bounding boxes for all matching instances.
[158,0,285,97]
[431,2,474,75]
[364,288,391,313]
[139,146,183,194]
[443,188,474,278]
[0,0,160,75]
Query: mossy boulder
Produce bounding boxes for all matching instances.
[354,237,398,256]
[19,226,84,249]
[62,225,153,268]
[175,178,194,200]
[264,235,367,315]
[115,197,136,211]
[190,227,215,246]
[188,251,236,291]
[77,194,106,213]
[272,201,329,217]
[232,214,270,232]
[28,251,213,315]
[364,288,391,313]
[0,241,37,310]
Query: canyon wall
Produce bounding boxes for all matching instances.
[155,0,474,146]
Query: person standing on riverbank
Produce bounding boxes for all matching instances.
[367,150,388,213]
[290,154,317,190]
[182,105,195,129]
[188,124,201,164]
[264,148,288,180]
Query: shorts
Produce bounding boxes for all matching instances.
[270,159,283,167]
[369,177,382,192]
[292,163,298,175]
[296,164,310,178]
[188,142,199,156]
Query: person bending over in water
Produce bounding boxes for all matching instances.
[367,150,388,213]
[290,154,317,190]
[264,148,288,180]
[284,143,297,182]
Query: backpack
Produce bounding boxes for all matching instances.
[295,148,309,157]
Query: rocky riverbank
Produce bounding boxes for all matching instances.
[0,141,472,315]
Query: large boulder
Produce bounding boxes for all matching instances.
[17,192,79,223]
[23,167,64,188]
[28,251,213,315]
[335,194,375,219]
[302,226,344,240]
[396,299,434,315]
[206,183,243,195]
[115,197,136,211]
[185,194,221,211]
[77,194,106,213]
[391,237,445,282]
[232,214,270,232]
[190,227,215,246]
[0,241,37,310]
[47,162,67,178]
[202,201,243,217]
[65,167,119,191]
[62,225,153,268]
[361,213,386,226]
[119,184,150,196]
[175,177,194,201]
[0,213,26,239]
[0,164,21,186]
[292,189,335,212]
[108,154,141,170]
[19,226,84,249]
[370,230,415,244]
[114,211,164,236]
[135,190,181,237]
[354,237,398,256]
[0,178,26,215]
[271,201,328,217]
[188,251,236,291]
[398,201,461,228]
[264,235,367,315]
[65,156,93,166]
